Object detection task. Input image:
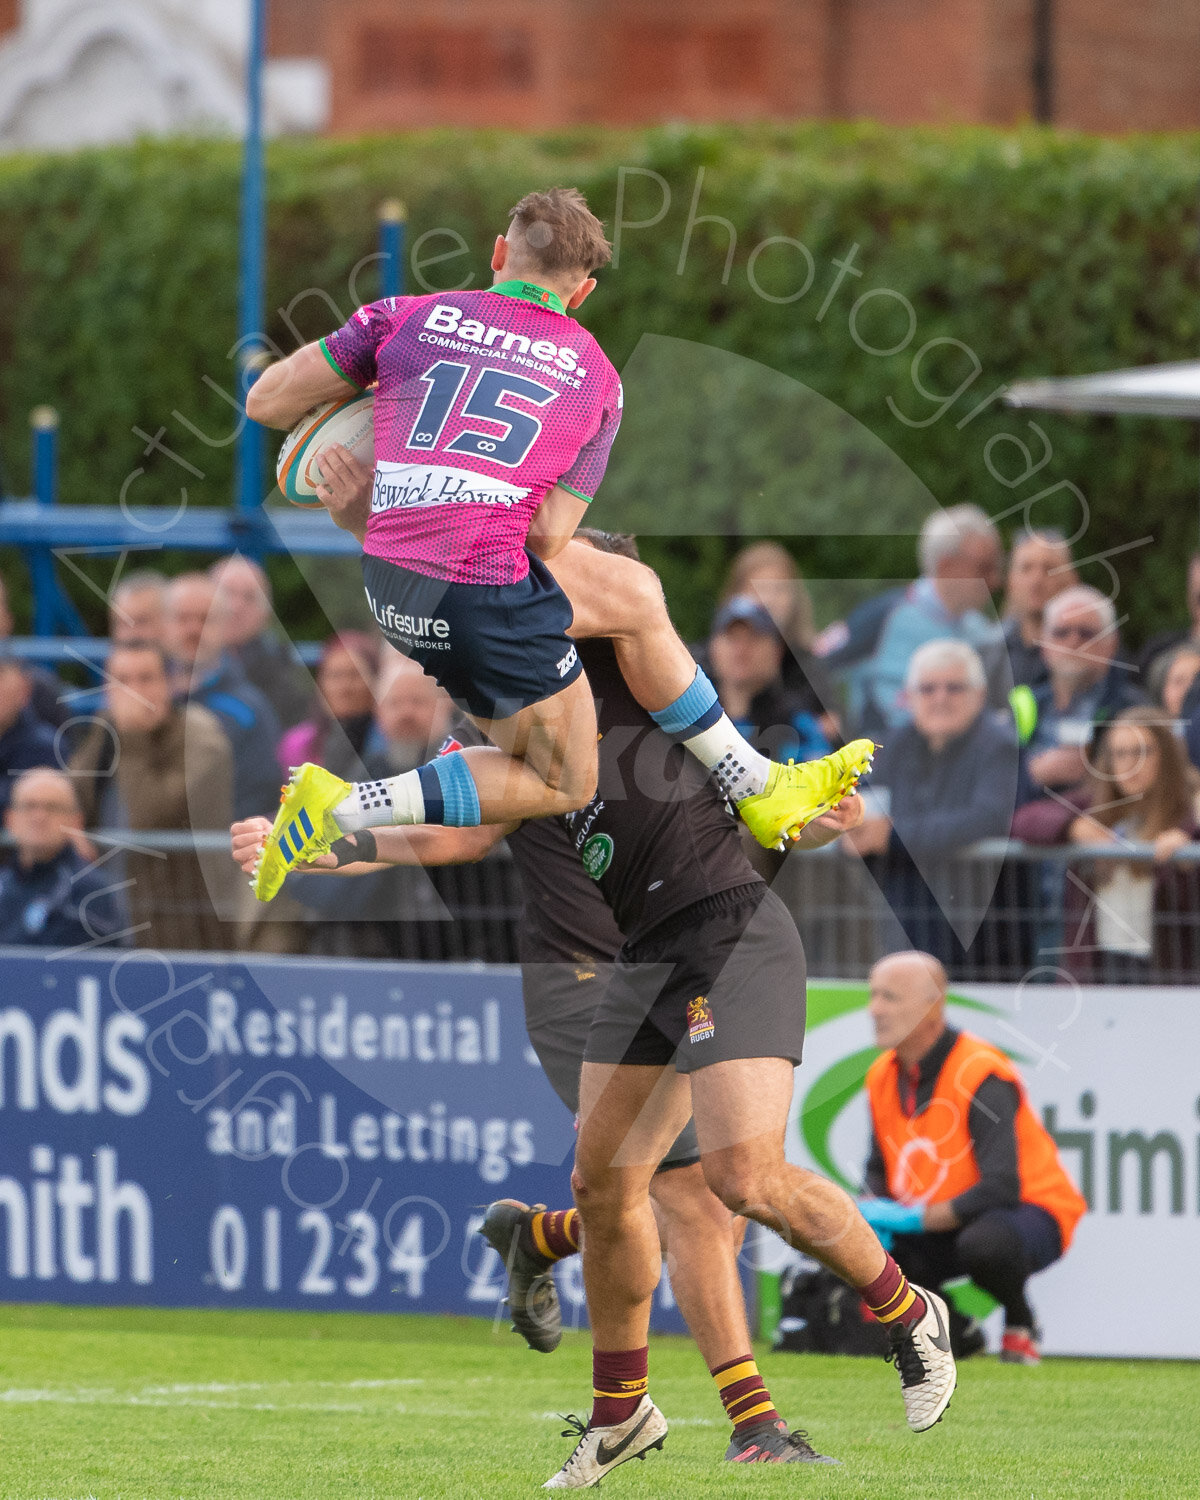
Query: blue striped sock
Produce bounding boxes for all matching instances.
[426,750,482,827]
[648,667,724,738]
[647,665,769,797]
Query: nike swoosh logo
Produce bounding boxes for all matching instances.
[925,1296,952,1355]
[595,1408,653,1467]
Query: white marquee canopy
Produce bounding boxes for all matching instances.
[1005,360,1200,419]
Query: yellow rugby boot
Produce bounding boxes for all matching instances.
[736,739,876,851]
[251,763,351,902]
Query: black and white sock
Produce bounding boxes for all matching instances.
[333,776,422,832]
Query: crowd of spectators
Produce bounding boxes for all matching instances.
[1,518,1199,980]
[845,505,1007,736]
[0,557,300,950]
[1012,708,1200,982]
[712,517,1200,982]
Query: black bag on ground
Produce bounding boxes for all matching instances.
[772,1265,988,1358]
[771,1266,890,1356]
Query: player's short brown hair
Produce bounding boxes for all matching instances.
[508,188,612,278]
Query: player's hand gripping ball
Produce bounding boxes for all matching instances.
[276,392,374,506]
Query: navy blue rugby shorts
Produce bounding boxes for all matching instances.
[361,551,583,719]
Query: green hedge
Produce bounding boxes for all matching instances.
[1,122,1197,644]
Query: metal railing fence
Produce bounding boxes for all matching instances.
[3,832,1197,982]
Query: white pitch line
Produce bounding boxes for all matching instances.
[139,1381,271,1395]
[0,1389,374,1413]
[136,1378,426,1395]
[344,1378,428,1389]
[0,1378,513,1421]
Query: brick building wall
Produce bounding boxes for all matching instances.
[321,0,833,134]
[1054,0,1200,133]
[319,0,1200,133]
[827,0,1035,125]
[267,0,329,59]
[2,0,1194,134]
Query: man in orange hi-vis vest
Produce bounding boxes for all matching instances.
[859,952,1086,1365]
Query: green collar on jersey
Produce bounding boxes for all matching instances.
[489,279,567,315]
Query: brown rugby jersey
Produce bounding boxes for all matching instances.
[508,812,624,966]
[558,640,761,943]
[476,639,762,964]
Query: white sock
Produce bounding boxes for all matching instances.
[333,774,425,832]
[681,715,771,801]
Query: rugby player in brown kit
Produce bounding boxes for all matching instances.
[233,529,954,1487]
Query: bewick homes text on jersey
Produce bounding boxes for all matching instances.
[0,975,540,1185]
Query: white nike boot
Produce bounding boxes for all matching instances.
[887,1287,957,1432]
[542,1396,668,1489]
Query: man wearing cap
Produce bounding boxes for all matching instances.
[705,596,831,768]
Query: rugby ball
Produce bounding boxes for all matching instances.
[275,391,375,506]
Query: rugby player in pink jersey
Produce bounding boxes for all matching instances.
[248,188,872,899]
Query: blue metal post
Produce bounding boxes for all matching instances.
[379,199,406,298]
[31,405,58,507]
[236,0,269,523]
[29,407,59,634]
[27,404,85,637]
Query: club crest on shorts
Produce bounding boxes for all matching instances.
[687,995,715,1044]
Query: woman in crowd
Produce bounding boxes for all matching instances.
[1152,643,1200,730]
[1012,705,1200,981]
[277,631,379,779]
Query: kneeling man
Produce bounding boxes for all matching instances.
[860,951,1086,1364]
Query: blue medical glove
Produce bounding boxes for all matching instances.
[857,1197,924,1237]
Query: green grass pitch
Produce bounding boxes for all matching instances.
[0,1304,1196,1499]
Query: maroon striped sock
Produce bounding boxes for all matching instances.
[710,1354,780,1433]
[524,1208,580,1262]
[860,1255,926,1331]
[591,1346,648,1427]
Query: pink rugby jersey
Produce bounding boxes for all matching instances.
[320,281,623,586]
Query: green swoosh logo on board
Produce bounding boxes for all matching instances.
[799,987,1024,1189]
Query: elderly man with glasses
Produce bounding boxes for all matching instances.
[1012,584,1146,797]
[0,768,125,948]
[843,640,1021,967]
